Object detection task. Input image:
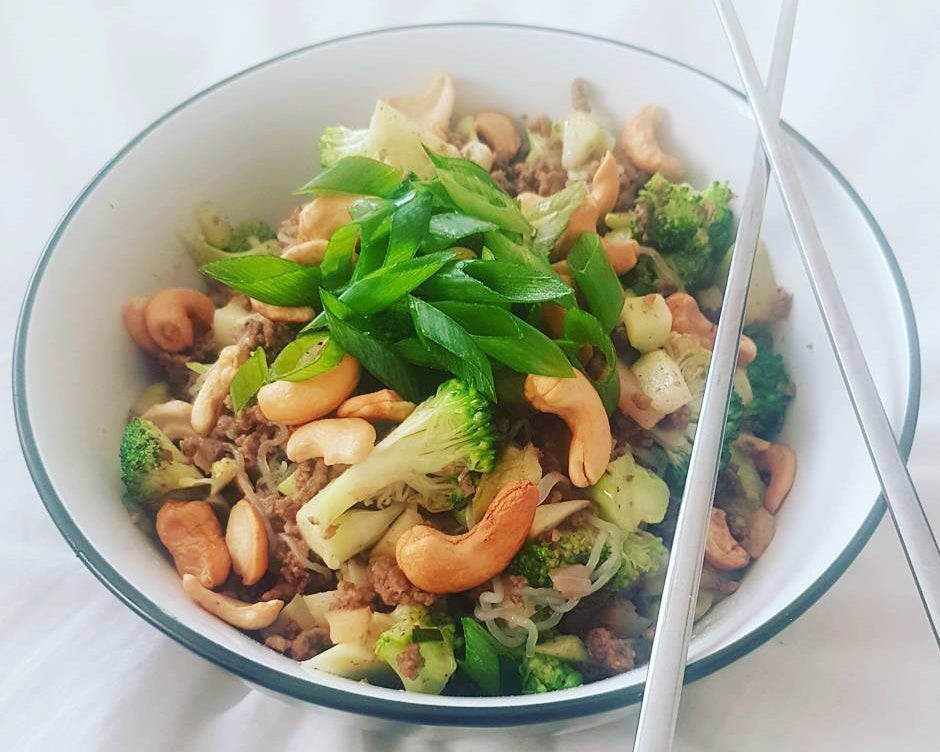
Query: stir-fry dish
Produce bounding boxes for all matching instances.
[119,73,796,696]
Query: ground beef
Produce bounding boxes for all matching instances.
[613,162,650,213]
[289,627,331,661]
[658,405,690,431]
[369,556,436,607]
[239,315,293,355]
[293,458,330,500]
[332,579,376,610]
[584,626,636,678]
[261,534,312,600]
[264,635,292,654]
[155,330,215,396]
[179,435,226,472]
[492,157,568,197]
[396,643,424,680]
[211,405,283,473]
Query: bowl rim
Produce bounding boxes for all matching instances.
[13,22,921,727]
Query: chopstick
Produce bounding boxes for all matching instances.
[631,3,799,751]
[713,0,940,642]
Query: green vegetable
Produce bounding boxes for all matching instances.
[458,617,518,696]
[483,230,556,275]
[229,347,268,412]
[320,223,359,288]
[296,378,497,528]
[556,308,620,413]
[743,325,792,440]
[225,220,276,253]
[119,418,203,501]
[374,605,457,695]
[418,260,514,306]
[296,155,403,198]
[432,301,573,377]
[200,255,322,307]
[410,296,495,400]
[567,232,625,333]
[316,100,456,179]
[522,181,588,255]
[607,530,668,592]
[509,528,597,588]
[386,190,433,265]
[427,149,532,234]
[534,635,588,664]
[339,250,458,317]
[588,450,669,533]
[629,174,734,290]
[426,212,497,250]
[268,333,345,382]
[520,653,583,694]
[459,260,572,303]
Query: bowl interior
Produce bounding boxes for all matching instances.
[15,24,917,725]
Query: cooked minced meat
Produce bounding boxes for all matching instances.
[396,643,424,680]
[584,627,636,678]
[369,555,436,607]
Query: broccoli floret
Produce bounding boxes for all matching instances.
[374,605,457,695]
[509,529,597,588]
[225,220,276,253]
[520,652,583,694]
[629,174,734,290]
[743,326,793,439]
[119,418,203,502]
[296,379,497,531]
[607,530,668,592]
[588,451,669,533]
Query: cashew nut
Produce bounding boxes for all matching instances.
[257,354,360,424]
[192,345,247,436]
[225,498,269,586]
[620,105,684,181]
[590,151,621,217]
[524,370,612,487]
[249,298,315,323]
[297,195,359,244]
[616,360,664,430]
[182,573,284,629]
[156,500,231,588]
[286,418,376,466]
[743,507,775,559]
[754,443,796,514]
[122,297,159,354]
[144,288,215,353]
[704,508,750,571]
[142,400,196,440]
[396,480,539,593]
[281,238,329,265]
[555,199,600,256]
[666,293,756,366]
[387,71,456,137]
[460,140,494,171]
[473,111,521,163]
[336,389,416,422]
[601,235,639,275]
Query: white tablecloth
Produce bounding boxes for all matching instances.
[3,1,939,749]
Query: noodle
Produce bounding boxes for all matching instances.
[537,472,566,504]
[278,532,331,576]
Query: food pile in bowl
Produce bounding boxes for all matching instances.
[118,72,795,697]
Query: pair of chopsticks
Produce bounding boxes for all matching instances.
[632,1,940,750]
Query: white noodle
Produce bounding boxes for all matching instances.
[537,472,567,504]
[278,532,331,576]
[256,423,289,491]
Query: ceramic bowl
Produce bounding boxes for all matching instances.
[14,23,919,727]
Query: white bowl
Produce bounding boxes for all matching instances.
[14,23,919,726]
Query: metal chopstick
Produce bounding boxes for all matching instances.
[713,0,940,644]
[632,3,799,751]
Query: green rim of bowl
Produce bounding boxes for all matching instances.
[13,22,920,727]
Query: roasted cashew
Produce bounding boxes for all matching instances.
[666,293,756,366]
[620,105,684,181]
[336,389,416,422]
[460,140,494,171]
[281,238,329,265]
[142,400,196,440]
[473,111,521,163]
[524,370,612,487]
[182,574,283,629]
[540,302,568,339]
[616,360,664,430]
[396,480,538,593]
[122,297,159,354]
[257,354,360,424]
[754,443,796,514]
[249,298,315,323]
[743,507,775,559]
[192,345,247,436]
[601,235,639,275]
[144,288,215,353]
[286,418,376,466]
[555,199,600,256]
[590,151,621,217]
[388,71,456,137]
[156,500,231,588]
[297,195,359,243]
[226,499,269,586]
[704,508,750,571]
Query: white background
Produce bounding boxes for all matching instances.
[2,1,939,750]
